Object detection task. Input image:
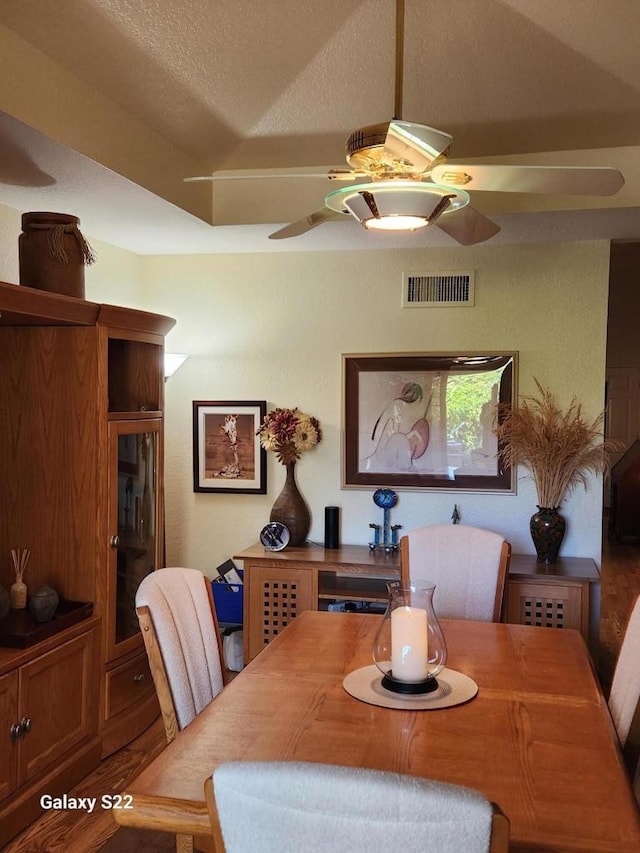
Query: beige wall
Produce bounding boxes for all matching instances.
[0,201,611,572]
[84,239,147,308]
[0,202,20,282]
[144,242,610,572]
[0,201,145,303]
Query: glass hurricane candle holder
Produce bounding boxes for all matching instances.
[372,581,447,694]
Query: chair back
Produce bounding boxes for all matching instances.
[136,567,225,741]
[400,524,510,622]
[609,594,640,788]
[205,761,509,853]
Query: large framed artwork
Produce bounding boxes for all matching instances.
[193,400,267,494]
[342,352,517,492]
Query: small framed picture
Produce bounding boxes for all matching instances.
[193,401,267,494]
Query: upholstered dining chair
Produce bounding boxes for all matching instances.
[608,593,640,797]
[136,566,229,853]
[204,761,510,853]
[400,524,511,622]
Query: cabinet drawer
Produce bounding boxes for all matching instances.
[105,652,153,721]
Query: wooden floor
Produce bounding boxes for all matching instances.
[3,718,168,853]
[599,519,640,690]
[6,523,640,852]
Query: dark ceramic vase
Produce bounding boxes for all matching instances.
[28,585,59,623]
[530,507,566,564]
[270,461,311,547]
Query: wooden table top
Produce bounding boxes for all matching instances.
[115,612,640,852]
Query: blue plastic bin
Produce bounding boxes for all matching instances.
[211,570,243,625]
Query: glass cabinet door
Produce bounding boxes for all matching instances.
[108,420,161,660]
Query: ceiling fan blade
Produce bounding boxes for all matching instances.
[184,166,362,183]
[383,121,452,171]
[435,206,501,246]
[431,163,624,196]
[268,208,346,240]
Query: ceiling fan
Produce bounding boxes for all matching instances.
[186,0,624,245]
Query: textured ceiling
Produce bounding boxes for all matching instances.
[0,0,639,252]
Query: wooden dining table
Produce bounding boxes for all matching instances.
[114,611,640,852]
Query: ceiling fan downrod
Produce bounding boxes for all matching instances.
[394,0,405,120]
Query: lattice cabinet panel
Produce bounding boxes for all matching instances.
[246,565,315,660]
[506,580,587,638]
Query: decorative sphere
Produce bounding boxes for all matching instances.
[373,488,398,509]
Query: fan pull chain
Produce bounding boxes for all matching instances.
[394,0,405,120]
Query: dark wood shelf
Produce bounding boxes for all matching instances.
[107,410,163,421]
[0,600,94,648]
[235,542,400,573]
[509,553,600,582]
[318,573,392,601]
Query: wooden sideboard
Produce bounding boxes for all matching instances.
[505,553,600,651]
[234,543,600,663]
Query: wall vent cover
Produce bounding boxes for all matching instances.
[402,271,475,307]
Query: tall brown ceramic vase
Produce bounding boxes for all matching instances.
[270,461,311,546]
[19,211,94,298]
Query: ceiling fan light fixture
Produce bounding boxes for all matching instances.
[325,181,470,233]
[364,214,430,232]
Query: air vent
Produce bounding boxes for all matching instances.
[402,271,475,308]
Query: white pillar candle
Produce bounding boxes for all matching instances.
[391,605,429,681]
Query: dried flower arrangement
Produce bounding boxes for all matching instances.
[494,380,618,508]
[257,407,322,465]
[10,548,30,609]
[11,548,30,583]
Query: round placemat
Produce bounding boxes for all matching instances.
[342,664,478,710]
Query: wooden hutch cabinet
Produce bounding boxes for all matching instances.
[0,280,174,844]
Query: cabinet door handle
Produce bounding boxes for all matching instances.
[110,535,120,549]
[133,673,145,683]
[10,723,23,741]
[20,717,32,734]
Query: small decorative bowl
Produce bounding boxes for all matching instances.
[28,585,59,623]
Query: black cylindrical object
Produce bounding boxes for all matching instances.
[324,506,340,549]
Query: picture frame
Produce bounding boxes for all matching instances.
[342,352,517,492]
[193,401,267,494]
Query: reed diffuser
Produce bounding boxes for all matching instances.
[10,548,30,609]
